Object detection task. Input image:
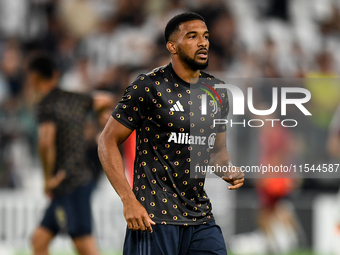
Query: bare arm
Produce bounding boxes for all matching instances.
[98,116,155,232]
[92,91,117,130]
[92,91,116,113]
[38,122,56,181]
[210,132,244,190]
[98,116,135,202]
[38,122,65,196]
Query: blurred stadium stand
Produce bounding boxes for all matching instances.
[0,0,340,254]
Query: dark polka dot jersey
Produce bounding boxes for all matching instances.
[112,63,229,226]
[37,88,94,196]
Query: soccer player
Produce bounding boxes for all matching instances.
[98,12,244,255]
[27,54,113,255]
[327,104,340,158]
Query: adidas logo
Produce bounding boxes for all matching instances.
[170,101,184,112]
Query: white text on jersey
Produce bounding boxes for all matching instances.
[168,132,206,145]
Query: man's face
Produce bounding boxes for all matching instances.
[172,20,209,70]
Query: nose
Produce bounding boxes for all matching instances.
[198,36,208,48]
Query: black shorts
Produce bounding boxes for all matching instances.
[40,181,94,238]
[123,221,227,255]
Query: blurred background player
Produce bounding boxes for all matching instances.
[328,104,340,159]
[327,104,340,238]
[26,54,114,255]
[256,109,303,253]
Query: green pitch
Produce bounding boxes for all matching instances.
[16,251,122,255]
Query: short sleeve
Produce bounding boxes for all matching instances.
[80,93,93,113]
[37,103,56,124]
[112,75,153,130]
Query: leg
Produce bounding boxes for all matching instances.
[185,221,227,255]
[258,206,275,237]
[31,226,54,255]
[72,235,100,255]
[275,201,298,232]
[32,197,60,255]
[69,182,100,255]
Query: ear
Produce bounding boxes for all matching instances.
[166,41,177,55]
[32,72,41,84]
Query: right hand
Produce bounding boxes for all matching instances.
[123,198,156,233]
[44,170,66,198]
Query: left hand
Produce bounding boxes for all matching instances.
[222,167,245,190]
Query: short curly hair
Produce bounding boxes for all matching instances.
[27,53,57,80]
[164,12,205,43]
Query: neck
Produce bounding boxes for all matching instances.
[171,59,200,84]
[40,80,57,97]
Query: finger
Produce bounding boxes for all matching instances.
[144,215,156,233]
[48,179,59,189]
[131,218,139,231]
[143,216,153,233]
[54,179,64,186]
[227,180,243,187]
[238,172,245,179]
[226,168,244,178]
[228,182,244,190]
[56,171,66,181]
[137,217,146,231]
[53,173,66,187]
[232,178,244,185]
[127,220,133,230]
[229,172,244,180]
[45,182,54,191]
[222,176,233,182]
[223,173,240,181]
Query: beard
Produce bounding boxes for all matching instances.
[177,46,209,71]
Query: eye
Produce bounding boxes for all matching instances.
[189,35,196,39]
